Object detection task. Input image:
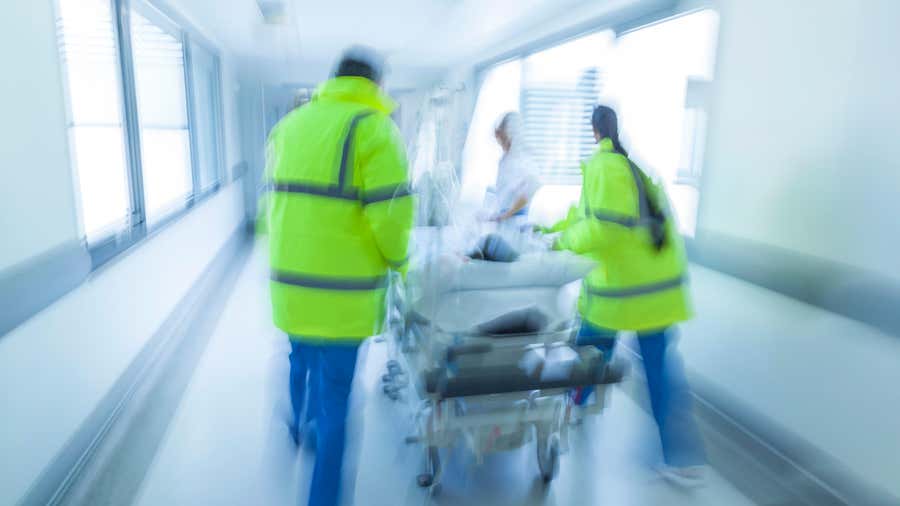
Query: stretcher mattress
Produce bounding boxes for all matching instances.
[408,250,595,332]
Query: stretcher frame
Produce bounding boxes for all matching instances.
[380,272,608,494]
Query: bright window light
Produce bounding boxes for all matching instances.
[56,0,132,241]
[461,10,719,235]
[603,10,720,235]
[130,9,193,223]
[522,31,614,185]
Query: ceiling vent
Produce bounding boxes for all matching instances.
[257,1,288,25]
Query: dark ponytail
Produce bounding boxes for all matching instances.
[591,105,628,157]
[591,105,669,251]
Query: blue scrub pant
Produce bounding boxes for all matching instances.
[575,323,706,467]
[289,339,360,506]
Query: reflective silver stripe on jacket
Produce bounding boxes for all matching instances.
[587,209,650,228]
[583,158,659,228]
[336,111,376,188]
[585,275,686,298]
[270,110,375,201]
[270,183,358,200]
[271,271,387,290]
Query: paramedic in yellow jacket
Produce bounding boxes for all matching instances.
[266,46,413,506]
[553,105,706,486]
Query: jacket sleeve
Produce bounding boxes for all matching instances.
[557,161,634,254]
[556,217,606,254]
[542,204,580,234]
[357,115,415,274]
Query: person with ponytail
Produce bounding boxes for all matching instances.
[551,105,707,486]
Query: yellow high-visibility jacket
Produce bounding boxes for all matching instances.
[266,77,413,342]
[556,138,691,332]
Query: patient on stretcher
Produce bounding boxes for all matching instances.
[408,230,593,333]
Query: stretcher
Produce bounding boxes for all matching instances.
[380,226,620,494]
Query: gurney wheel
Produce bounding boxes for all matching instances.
[416,475,441,497]
[416,474,434,488]
[538,434,560,483]
[417,447,441,490]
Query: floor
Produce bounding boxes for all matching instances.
[133,247,754,505]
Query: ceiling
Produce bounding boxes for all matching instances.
[287,0,587,66]
[165,0,665,87]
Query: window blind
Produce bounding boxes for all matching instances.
[521,67,602,185]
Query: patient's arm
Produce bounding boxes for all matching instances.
[496,195,530,221]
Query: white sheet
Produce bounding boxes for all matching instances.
[407,226,595,332]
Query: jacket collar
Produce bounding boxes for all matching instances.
[597,137,615,153]
[314,77,396,114]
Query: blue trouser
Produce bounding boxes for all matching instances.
[575,323,706,467]
[290,339,361,506]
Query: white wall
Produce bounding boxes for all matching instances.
[697,0,900,279]
[238,79,267,221]
[674,0,900,494]
[391,89,429,146]
[220,58,245,177]
[0,1,250,503]
[0,0,81,271]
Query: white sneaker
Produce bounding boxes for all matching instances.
[657,465,708,488]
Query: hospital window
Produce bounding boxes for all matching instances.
[54,0,226,267]
[463,9,719,234]
[521,31,615,186]
[189,41,226,195]
[603,9,720,236]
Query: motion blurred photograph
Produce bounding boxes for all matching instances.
[1,0,898,505]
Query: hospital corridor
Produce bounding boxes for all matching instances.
[2,1,900,505]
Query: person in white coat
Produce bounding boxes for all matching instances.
[490,112,541,222]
